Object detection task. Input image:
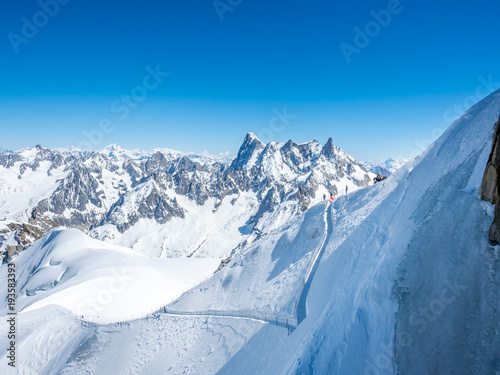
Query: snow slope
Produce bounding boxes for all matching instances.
[0,228,219,323]
[168,201,329,317]
[219,91,500,374]
[0,202,331,375]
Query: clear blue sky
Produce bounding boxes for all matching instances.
[1,0,500,161]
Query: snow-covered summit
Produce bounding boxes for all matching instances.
[100,143,150,162]
[230,132,266,169]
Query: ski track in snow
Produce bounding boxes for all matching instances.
[298,201,331,323]
[150,200,333,332]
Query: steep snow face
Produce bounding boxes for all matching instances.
[168,202,329,316]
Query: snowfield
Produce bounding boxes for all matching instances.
[0,158,69,223]
[1,90,500,374]
[92,189,260,259]
[0,229,220,323]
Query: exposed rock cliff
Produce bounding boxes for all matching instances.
[480,115,500,243]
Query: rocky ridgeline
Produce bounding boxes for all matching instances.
[0,134,373,257]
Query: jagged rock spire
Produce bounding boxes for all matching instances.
[230,133,265,169]
[321,137,335,158]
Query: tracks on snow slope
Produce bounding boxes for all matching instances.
[82,201,332,332]
[297,201,331,324]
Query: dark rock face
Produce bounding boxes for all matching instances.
[321,137,335,158]
[38,165,105,225]
[7,219,59,247]
[0,153,22,168]
[145,152,169,175]
[480,115,500,243]
[107,183,185,232]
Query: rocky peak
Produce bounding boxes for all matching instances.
[281,139,296,151]
[34,144,54,159]
[1,135,375,256]
[480,114,500,243]
[18,145,61,175]
[175,156,201,173]
[0,153,22,168]
[321,137,335,158]
[145,151,169,174]
[230,133,265,169]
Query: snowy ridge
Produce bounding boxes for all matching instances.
[302,202,329,284]
[225,89,500,375]
[2,228,220,323]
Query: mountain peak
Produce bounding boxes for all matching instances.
[282,140,296,150]
[244,132,262,144]
[230,133,265,169]
[102,144,123,152]
[321,137,335,158]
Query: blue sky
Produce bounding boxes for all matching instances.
[1,0,500,161]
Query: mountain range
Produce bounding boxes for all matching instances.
[0,134,375,260]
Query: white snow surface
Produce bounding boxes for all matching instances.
[93,188,259,259]
[1,228,219,323]
[0,160,69,223]
[1,90,500,374]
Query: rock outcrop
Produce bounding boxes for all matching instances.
[480,115,500,243]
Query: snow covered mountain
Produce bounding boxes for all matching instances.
[2,89,499,374]
[363,158,409,176]
[0,135,373,259]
